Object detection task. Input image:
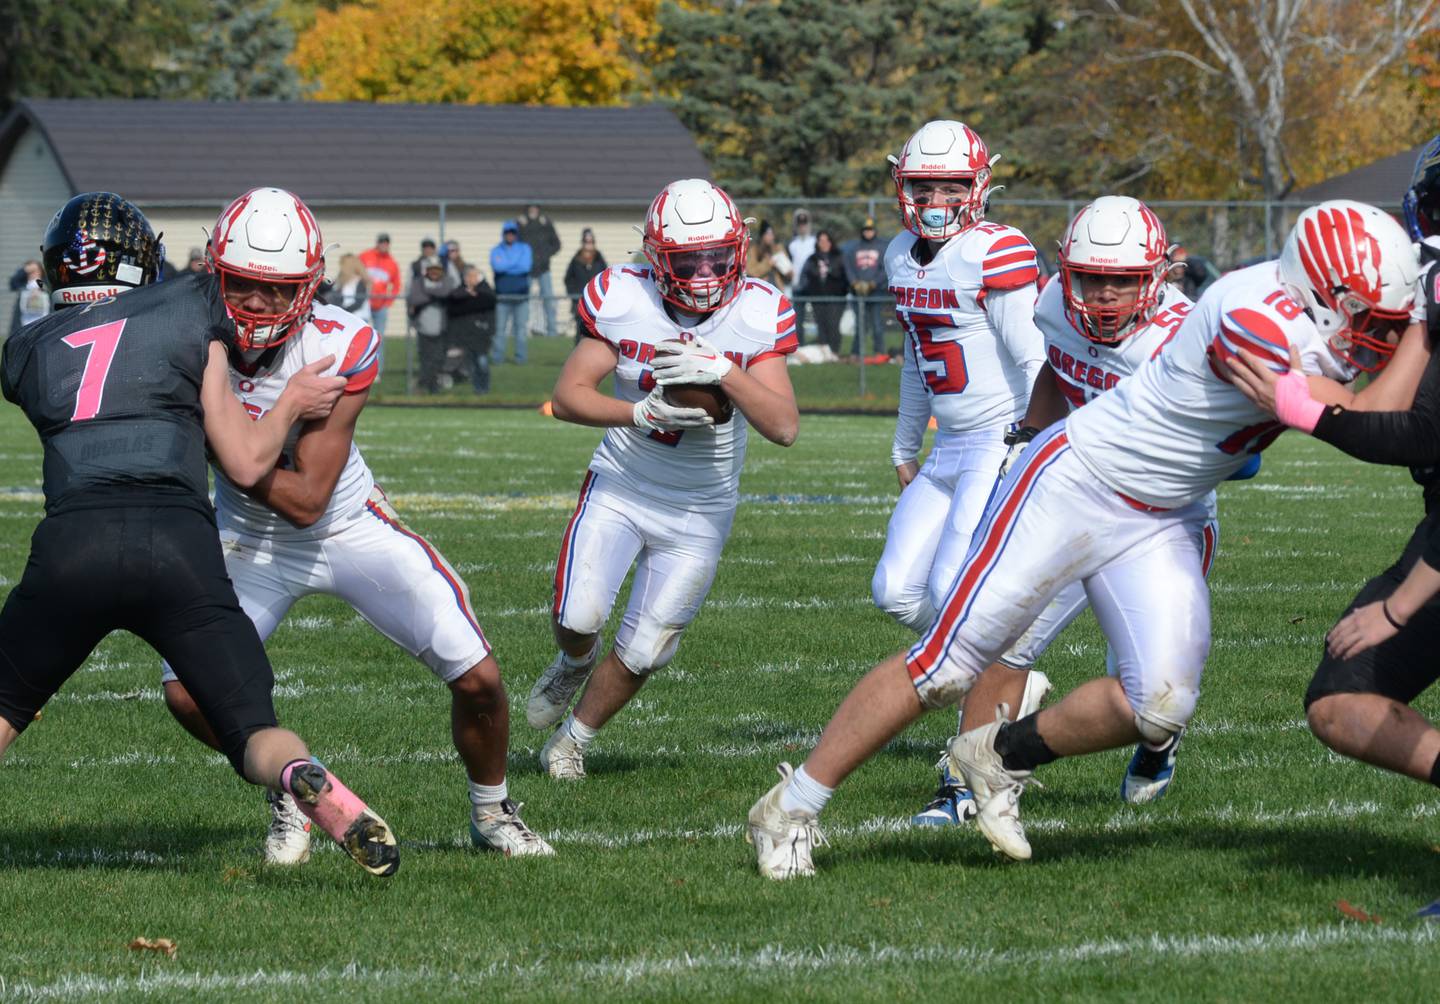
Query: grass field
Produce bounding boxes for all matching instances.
[0,403,1438,1002]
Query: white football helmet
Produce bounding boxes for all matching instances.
[891,120,993,241]
[1058,196,1173,344]
[209,187,326,350]
[641,179,749,312]
[1278,200,1419,373]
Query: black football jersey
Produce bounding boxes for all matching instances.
[1,273,233,515]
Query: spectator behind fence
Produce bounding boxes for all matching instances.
[325,253,373,324]
[842,216,890,357]
[788,208,816,342]
[186,247,207,274]
[800,230,847,354]
[447,264,497,394]
[563,228,608,343]
[7,263,31,336]
[360,233,401,341]
[490,220,533,365]
[518,204,562,339]
[15,260,49,330]
[410,237,438,279]
[406,255,456,393]
[442,239,465,284]
[746,220,793,291]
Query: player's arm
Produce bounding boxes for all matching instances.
[242,388,368,528]
[718,355,798,447]
[201,343,344,488]
[550,337,633,427]
[1328,541,1440,659]
[987,283,1046,388]
[1020,362,1068,431]
[1228,342,1440,467]
[892,336,930,488]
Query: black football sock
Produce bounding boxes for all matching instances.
[994,714,1059,773]
[1429,749,1440,788]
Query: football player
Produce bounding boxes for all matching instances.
[1226,144,1440,917]
[867,120,1047,827]
[914,196,1220,825]
[0,192,400,877]
[747,200,1419,877]
[158,188,552,862]
[527,178,799,780]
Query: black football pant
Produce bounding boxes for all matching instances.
[1307,509,1440,708]
[0,505,277,774]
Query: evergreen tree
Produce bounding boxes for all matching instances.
[653,0,1053,199]
[179,0,303,101]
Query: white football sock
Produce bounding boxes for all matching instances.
[564,713,600,751]
[562,639,600,670]
[469,780,508,809]
[779,764,833,817]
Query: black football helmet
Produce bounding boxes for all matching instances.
[41,192,164,308]
[1403,134,1440,240]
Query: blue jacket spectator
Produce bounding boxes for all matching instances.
[490,221,533,364]
[491,222,532,295]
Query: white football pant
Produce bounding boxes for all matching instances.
[553,471,734,675]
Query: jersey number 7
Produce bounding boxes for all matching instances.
[61,320,127,422]
[899,313,968,395]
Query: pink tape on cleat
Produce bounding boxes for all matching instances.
[281,759,399,877]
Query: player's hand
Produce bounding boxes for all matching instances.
[1226,345,1324,433]
[632,387,714,432]
[281,355,347,421]
[652,334,734,386]
[999,425,1040,479]
[1326,600,1401,660]
[895,460,918,490]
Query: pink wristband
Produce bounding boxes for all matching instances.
[1272,369,1324,433]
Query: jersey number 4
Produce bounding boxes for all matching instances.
[61,320,127,422]
[899,313,968,394]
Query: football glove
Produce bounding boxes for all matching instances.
[652,334,734,386]
[632,387,714,432]
[999,425,1040,479]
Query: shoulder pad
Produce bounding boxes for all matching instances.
[979,226,1039,291]
[579,265,653,342]
[735,279,799,362]
[309,304,379,392]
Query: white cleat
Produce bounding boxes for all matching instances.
[526,651,596,730]
[264,789,312,866]
[746,762,829,880]
[539,728,586,780]
[947,721,1034,862]
[470,799,556,857]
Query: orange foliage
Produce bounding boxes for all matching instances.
[292,0,659,105]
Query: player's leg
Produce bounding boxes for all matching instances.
[751,428,1092,876]
[160,532,299,750]
[871,451,952,631]
[136,508,398,877]
[1117,514,1219,803]
[0,513,114,760]
[331,493,553,855]
[1305,549,1440,782]
[545,503,733,779]
[912,585,1080,826]
[531,473,641,729]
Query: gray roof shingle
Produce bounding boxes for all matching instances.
[2,98,711,204]
[1291,144,1422,205]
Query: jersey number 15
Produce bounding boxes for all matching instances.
[899,313,968,395]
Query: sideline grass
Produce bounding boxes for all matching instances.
[0,404,1437,1002]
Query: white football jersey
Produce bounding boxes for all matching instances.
[577,265,798,510]
[1066,262,1353,509]
[887,224,1045,459]
[214,303,381,539]
[1034,278,1193,410]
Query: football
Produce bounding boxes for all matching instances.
[664,383,733,424]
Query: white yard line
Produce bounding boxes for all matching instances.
[3,925,1435,1000]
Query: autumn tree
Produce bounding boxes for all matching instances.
[291,0,658,105]
[1074,0,1440,203]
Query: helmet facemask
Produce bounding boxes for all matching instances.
[212,258,322,351]
[1060,265,1166,344]
[895,171,989,241]
[648,239,745,312]
[1321,291,1410,373]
